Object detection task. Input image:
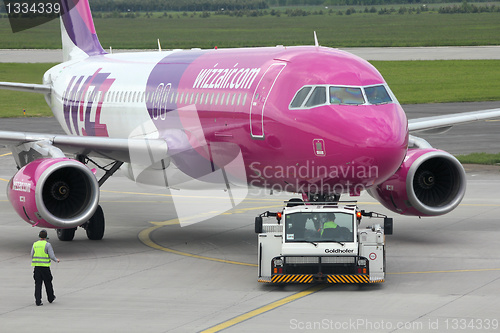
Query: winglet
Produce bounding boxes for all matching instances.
[314,31,319,47]
[158,39,162,52]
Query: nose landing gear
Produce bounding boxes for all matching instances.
[305,193,341,203]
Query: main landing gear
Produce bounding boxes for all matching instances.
[56,206,105,241]
[56,157,123,242]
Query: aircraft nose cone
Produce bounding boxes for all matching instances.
[322,103,408,191]
[356,104,408,182]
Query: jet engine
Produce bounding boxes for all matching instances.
[368,149,466,216]
[7,158,100,229]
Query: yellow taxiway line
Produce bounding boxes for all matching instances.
[138,203,282,267]
[138,204,500,332]
[200,284,329,333]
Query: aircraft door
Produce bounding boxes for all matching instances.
[250,63,286,139]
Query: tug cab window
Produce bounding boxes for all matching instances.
[285,212,354,243]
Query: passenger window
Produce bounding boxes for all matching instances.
[162,91,167,104]
[304,86,326,107]
[242,94,247,106]
[290,86,312,108]
[364,85,392,105]
[217,93,222,105]
[329,87,364,105]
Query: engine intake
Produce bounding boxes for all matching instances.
[368,149,466,216]
[7,158,99,228]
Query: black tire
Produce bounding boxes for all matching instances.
[86,205,105,240]
[57,228,76,241]
[255,216,263,234]
[286,198,304,207]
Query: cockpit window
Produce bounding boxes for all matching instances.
[304,86,326,107]
[364,85,392,105]
[290,84,394,109]
[290,86,312,108]
[329,87,364,105]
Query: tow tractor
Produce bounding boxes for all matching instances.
[255,200,392,284]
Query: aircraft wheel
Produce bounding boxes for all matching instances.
[86,205,105,240]
[57,228,76,241]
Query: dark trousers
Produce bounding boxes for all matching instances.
[33,266,55,304]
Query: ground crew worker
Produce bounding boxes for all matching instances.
[31,229,60,306]
[321,214,338,236]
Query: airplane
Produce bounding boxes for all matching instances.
[1,0,499,241]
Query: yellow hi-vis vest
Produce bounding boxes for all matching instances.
[321,221,338,236]
[32,240,51,267]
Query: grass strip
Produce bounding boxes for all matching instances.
[456,152,500,165]
[0,12,499,49]
[373,60,500,104]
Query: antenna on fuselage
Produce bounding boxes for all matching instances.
[157,39,162,52]
[314,31,319,47]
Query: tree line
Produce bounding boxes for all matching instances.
[88,0,269,12]
[87,0,497,12]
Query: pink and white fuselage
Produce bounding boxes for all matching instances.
[46,46,408,196]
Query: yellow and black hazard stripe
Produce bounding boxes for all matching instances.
[271,274,313,283]
[327,275,370,284]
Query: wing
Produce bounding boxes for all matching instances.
[0,131,169,166]
[408,108,500,133]
[0,82,51,94]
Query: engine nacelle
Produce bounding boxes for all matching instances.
[7,158,100,229]
[368,149,466,216]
